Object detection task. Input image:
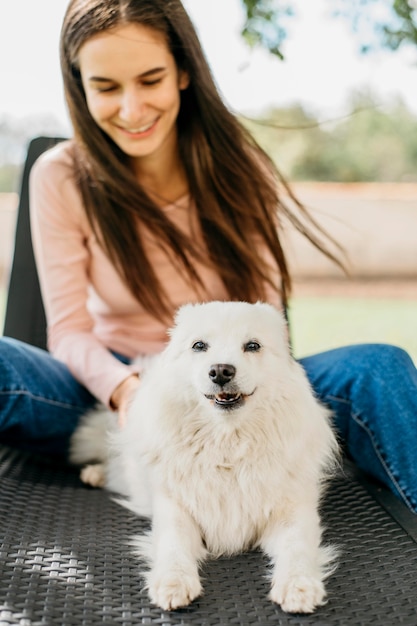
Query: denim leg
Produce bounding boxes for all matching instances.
[299,344,417,513]
[0,337,98,456]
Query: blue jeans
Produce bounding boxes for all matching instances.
[1,337,416,512]
[299,344,417,513]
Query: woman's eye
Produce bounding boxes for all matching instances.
[243,341,261,353]
[192,341,208,352]
[142,78,162,86]
[96,85,117,93]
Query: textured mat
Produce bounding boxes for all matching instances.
[0,446,416,626]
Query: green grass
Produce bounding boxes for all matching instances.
[289,296,417,364]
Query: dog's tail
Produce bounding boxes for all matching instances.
[69,407,114,465]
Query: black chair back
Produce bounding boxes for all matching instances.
[3,136,65,349]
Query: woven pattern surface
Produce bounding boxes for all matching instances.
[1,446,416,626]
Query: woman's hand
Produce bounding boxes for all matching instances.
[110,374,140,427]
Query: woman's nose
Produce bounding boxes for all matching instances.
[118,86,145,124]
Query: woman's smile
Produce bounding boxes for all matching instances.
[115,117,160,139]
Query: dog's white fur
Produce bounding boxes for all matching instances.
[70,301,339,614]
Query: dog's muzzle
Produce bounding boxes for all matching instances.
[205,363,254,410]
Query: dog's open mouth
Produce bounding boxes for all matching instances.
[214,392,242,409]
[204,390,254,410]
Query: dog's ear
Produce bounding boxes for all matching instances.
[252,302,292,358]
[170,303,194,335]
[167,303,199,342]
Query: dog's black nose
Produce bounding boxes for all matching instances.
[209,363,236,386]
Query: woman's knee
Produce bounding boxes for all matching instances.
[343,343,415,384]
[300,342,416,405]
[0,337,50,387]
[0,336,47,365]
[350,342,411,364]
[0,337,27,382]
[0,336,24,358]
[0,337,96,451]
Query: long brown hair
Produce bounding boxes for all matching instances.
[60,0,343,320]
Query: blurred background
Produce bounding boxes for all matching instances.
[1,0,416,361]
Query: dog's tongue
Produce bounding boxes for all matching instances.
[215,392,241,405]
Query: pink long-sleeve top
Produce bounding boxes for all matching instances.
[29,140,282,406]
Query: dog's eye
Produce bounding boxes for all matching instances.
[192,341,208,352]
[243,340,261,353]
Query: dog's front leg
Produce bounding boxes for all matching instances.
[145,492,206,611]
[261,504,334,614]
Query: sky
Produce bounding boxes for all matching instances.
[1,0,417,131]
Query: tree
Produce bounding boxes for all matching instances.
[240,0,417,58]
[239,0,294,60]
[241,94,417,182]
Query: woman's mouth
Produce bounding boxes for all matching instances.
[117,119,158,138]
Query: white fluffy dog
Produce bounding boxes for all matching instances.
[70,301,339,614]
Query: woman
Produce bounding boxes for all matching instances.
[1,0,416,513]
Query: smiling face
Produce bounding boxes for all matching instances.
[165,301,291,418]
[78,23,189,168]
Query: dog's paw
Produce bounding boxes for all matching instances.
[270,575,326,614]
[80,463,106,488]
[148,571,202,610]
